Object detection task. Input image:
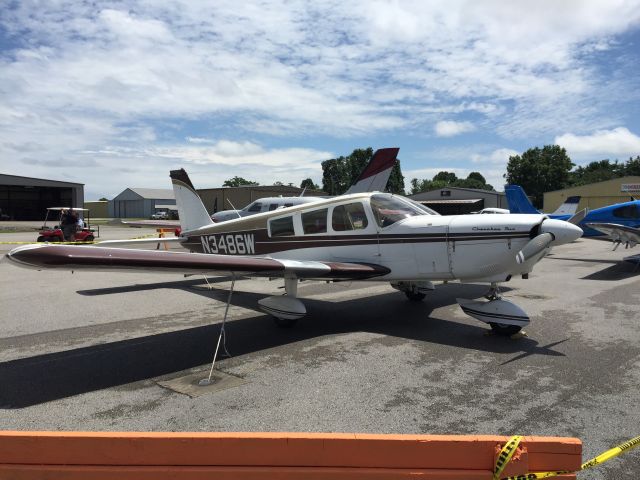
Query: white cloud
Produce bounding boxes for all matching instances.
[1,1,639,196]
[555,127,640,159]
[434,120,476,137]
[470,148,519,165]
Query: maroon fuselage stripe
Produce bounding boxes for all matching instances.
[184,229,530,255]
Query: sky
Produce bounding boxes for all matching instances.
[1,1,640,200]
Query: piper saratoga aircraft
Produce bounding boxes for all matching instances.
[6,154,583,335]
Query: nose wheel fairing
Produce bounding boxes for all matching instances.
[457,297,530,328]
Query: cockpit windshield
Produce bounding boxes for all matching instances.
[405,198,440,216]
[370,194,428,228]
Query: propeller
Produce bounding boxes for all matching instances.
[516,232,554,264]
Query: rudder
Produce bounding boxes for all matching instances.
[505,185,540,214]
[170,169,214,232]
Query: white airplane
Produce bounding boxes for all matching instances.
[211,147,400,222]
[5,155,582,336]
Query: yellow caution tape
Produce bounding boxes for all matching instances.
[500,434,640,480]
[495,435,524,480]
[0,233,165,245]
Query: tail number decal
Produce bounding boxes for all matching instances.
[201,234,255,255]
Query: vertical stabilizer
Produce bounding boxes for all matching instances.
[505,185,540,214]
[170,169,214,232]
[550,196,581,216]
[345,148,399,194]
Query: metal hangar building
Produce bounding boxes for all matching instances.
[409,187,508,215]
[108,188,176,219]
[543,176,640,212]
[0,173,84,221]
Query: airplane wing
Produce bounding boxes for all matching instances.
[585,223,640,248]
[5,244,391,280]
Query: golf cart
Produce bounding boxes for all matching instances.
[37,208,97,243]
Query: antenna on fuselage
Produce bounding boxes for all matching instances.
[226,198,242,218]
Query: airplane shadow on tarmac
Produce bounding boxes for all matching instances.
[0,280,566,409]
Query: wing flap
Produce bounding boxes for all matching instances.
[5,245,390,280]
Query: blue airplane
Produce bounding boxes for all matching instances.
[505,185,581,221]
[505,184,640,237]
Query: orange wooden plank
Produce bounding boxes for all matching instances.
[0,465,496,480]
[0,432,582,476]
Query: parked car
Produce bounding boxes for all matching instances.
[151,211,169,220]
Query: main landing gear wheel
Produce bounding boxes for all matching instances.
[272,316,299,328]
[405,291,426,301]
[489,322,522,336]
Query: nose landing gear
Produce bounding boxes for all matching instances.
[457,283,529,336]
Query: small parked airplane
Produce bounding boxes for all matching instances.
[505,185,581,220]
[6,152,582,336]
[211,147,400,222]
[505,185,640,239]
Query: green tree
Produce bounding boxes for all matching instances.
[387,160,405,194]
[505,145,574,208]
[569,159,623,186]
[409,171,494,195]
[467,172,486,184]
[98,197,108,201]
[300,178,319,190]
[222,176,259,187]
[624,155,640,176]
[432,171,458,184]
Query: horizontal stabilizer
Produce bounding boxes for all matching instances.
[551,196,581,216]
[567,208,587,225]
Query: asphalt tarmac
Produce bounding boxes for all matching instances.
[1,225,639,478]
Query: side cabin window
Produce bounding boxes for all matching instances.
[268,203,279,211]
[247,202,263,213]
[332,203,368,231]
[302,208,328,234]
[370,194,425,228]
[613,204,639,219]
[269,216,295,237]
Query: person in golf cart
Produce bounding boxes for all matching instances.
[60,209,78,241]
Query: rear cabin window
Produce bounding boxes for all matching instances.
[370,194,425,228]
[268,203,279,211]
[613,204,639,219]
[247,202,262,212]
[302,209,328,234]
[332,203,368,231]
[269,216,295,237]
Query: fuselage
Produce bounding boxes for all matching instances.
[181,192,582,283]
[579,200,640,237]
